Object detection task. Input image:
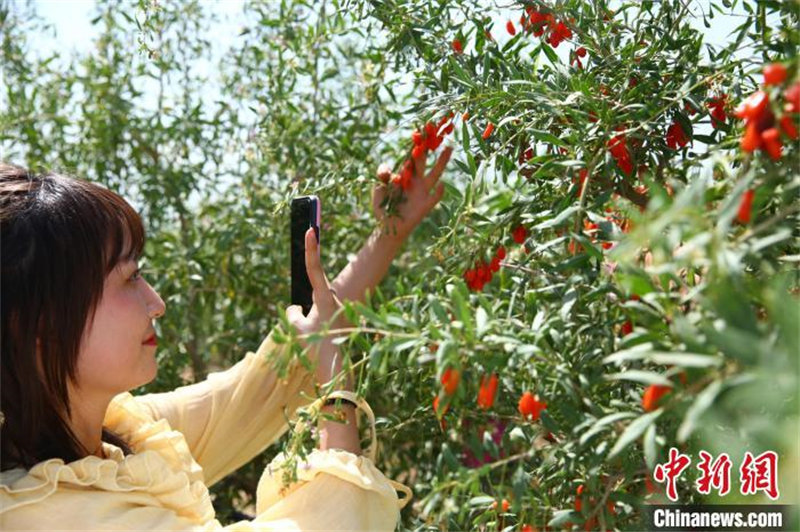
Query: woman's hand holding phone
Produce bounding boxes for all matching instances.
[286,227,348,385]
[286,228,361,455]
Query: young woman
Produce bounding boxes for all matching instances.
[0,149,451,531]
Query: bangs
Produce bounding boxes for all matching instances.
[100,192,146,274]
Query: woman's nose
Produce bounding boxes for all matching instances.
[144,282,166,319]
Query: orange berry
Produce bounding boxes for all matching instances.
[452,38,463,54]
[575,485,585,512]
[642,384,671,412]
[441,368,460,395]
[518,391,547,421]
[740,121,762,152]
[482,122,495,140]
[736,189,755,224]
[477,373,498,409]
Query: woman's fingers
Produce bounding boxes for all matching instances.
[304,227,328,289]
[286,304,305,326]
[426,181,446,210]
[304,227,337,312]
[376,163,392,184]
[413,148,425,180]
[423,146,453,190]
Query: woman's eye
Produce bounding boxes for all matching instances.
[130,268,142,282]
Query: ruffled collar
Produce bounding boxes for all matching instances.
[0,392,215,524]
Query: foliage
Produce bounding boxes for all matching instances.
[2,0,798,529]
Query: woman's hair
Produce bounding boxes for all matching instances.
[1,162,141,471]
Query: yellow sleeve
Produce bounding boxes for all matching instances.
[134,330,317,487]
[243,448,410,532]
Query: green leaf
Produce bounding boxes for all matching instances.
[579,412,637,446]
[549,510,580,528]
[677,380,723,443]
[530,129,566,147]
[644,424,658,470]
[468,496,495,507]
[605,370,674,386]
[448,283,474,338]
[608,409,662,459]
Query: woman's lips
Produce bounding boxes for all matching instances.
[143,334,158,346]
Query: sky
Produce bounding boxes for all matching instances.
[17,0,766,196]
[30,0,753,62]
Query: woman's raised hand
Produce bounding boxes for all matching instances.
[285,227,347,384]
[372,146,453,241]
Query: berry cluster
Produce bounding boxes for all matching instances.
[735,63,798,160]
[392,114,455,190]
[462,225,527,292]
[665,120,690,150]
[607,129,633,175]
[570,46,587,69]
[706,94,728,128]
[574,484,617,531]
[518,5,573,48]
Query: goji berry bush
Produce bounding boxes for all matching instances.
[1,0,798,530]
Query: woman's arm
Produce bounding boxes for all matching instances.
[316,356,360,455]
[331,147,452,306]
[330,229,403,306]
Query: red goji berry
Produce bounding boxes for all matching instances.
[740,121,762,152]
[477,373,498,409]
[511,225,527,244]
[707,95,728,127]
[734,91,769,122]
[785,82,800,113]
[518,391,547,421]
[642,384,671,412]
[452,39,463,54]
[666,121,690,149]
[780,115,798,140]
[506,20,516,36]
[737,188,755,224]
[763,63,787,86]
[761,127,783,160]
[482,122,495,140]
[441,368,460,395]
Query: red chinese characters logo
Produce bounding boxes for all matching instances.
[652,448,780,502]
[740,450,779,500]
[653,447,691,502]
[696,451,732,496]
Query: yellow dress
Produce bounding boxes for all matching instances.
[0,332,410,531]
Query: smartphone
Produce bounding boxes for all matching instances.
[290,195,320,316]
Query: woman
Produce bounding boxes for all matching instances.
[0,149,451,531]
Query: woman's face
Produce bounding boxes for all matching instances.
[74,259,166,397]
